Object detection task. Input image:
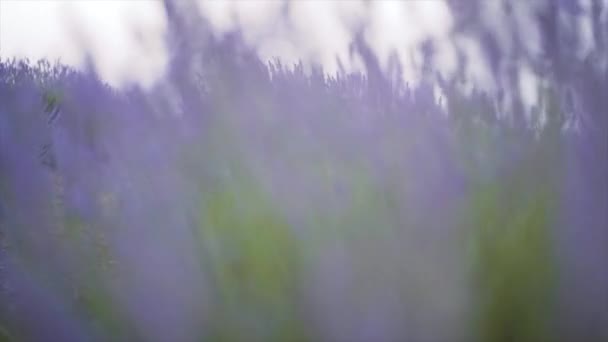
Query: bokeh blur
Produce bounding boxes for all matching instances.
[0,1,607,341]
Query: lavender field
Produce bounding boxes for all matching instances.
[0,1,607,341]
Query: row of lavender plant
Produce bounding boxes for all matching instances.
[1,2,607,340]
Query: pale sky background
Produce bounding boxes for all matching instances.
[2,0,593,109]
[0,0,457,88]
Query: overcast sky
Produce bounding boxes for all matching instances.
[1,1,461,87]
[1,0,573,112]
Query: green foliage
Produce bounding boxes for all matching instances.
[468,179,557,342]
[60,214,132,340]
[0,325,15,342]
[198,173,307,341]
